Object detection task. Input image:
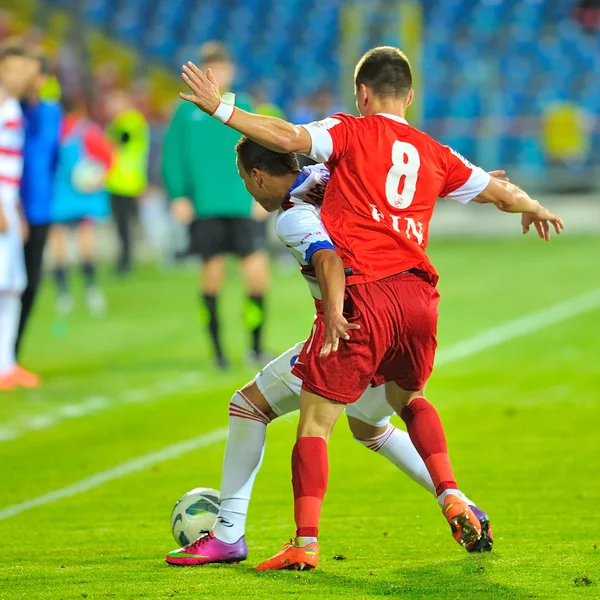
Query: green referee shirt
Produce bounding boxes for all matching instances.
[162,94,253,218]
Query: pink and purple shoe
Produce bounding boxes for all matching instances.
[165,532,248,566]
[467,505,494,553]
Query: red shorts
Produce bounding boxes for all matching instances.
[292,273,440,404]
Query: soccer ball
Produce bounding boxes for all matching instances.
[71,159,107,194]
[170,487,220,546]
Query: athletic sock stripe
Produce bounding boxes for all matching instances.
[228,409,268,425]
[360,424,395,452]
[228,403,269,424]
[237,390,271,423]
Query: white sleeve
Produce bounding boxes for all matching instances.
[299,117,341,162]
[445,168,491,204]
[275,206,335,265]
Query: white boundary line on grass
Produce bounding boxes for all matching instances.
[1,287,599,522]
[0,372,203,443]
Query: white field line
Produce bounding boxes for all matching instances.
[0,372,203,443]
[435,287,600,367]
[0,428,229,521]
[1,288,599,521]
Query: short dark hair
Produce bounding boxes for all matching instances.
[0,44,28,63]
[199,41,231,65]
[354,46,412,98]
[235,137,300,176]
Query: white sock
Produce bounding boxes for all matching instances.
[436,488,473,508]
[212,391,270,543]
[0,294,20,375]
[355,424,436,494]
[355,424,476,509]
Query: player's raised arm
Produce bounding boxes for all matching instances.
[180,62,312,155]
[473,178,565,241]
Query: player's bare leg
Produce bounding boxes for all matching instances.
[255,390,344,571]
[385,383,492,552]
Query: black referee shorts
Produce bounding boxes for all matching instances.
[189,217,267,261]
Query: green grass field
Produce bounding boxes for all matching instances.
[1,236,599,600]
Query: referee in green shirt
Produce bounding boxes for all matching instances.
[162,42,269,369]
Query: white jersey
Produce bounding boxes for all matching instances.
[275,164,334,299]
[0,96,24,208]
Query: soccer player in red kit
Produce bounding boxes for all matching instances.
[179,47,564,571]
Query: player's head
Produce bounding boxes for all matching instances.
[199,41,234,90]
[26,52,51,100]
[105,88,133,120]
[354,46,414,116]
[235,136,300,212]
[0,43,38,98]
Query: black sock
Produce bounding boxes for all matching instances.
[245,295,265,355]
[81,262,97,288]
[54,266,68,295]
[201,294,224,359]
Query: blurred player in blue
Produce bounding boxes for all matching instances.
[16,53,61,363]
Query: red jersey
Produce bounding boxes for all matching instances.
[301,113,490,285]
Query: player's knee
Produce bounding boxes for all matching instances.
[385,383,425,411]
[232,383,277,423]
[347,415,388,441]
[297,416,335,440]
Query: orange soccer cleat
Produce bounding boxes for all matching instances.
[442,493,483,551]
[13,366,41,389]
[0,371,17,391]
[255,540,319,571]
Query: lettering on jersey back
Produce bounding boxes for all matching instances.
[370,204,424,247]
[304,171,330,207]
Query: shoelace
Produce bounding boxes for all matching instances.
[185,532,213,552]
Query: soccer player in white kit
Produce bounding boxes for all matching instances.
[165,138,491,566]
[0,46,38,391]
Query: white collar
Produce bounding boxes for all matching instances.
[375,112,408,124]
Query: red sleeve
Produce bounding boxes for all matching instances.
[82,124,114,170]
[438,144,490,204]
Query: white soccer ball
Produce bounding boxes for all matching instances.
[170,487,220,546]
[71,159,107,194]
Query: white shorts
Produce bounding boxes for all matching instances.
[0,201,27,293]
[254,341,394,428]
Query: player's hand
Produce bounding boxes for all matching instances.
[522,205,564,241]
[320,311,360,358]
[180,62,221,115]
[488,170,510,183]
[171,197,195,225]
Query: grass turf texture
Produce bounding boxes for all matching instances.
[0,236,598,600]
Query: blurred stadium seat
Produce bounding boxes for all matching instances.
[39,0,599,179]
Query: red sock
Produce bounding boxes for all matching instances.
[292,437,328,538]
[400,398,457,496]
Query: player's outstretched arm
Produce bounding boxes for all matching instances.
[180,62,312,154]
[311,249,359,357]
[473,178,564,241]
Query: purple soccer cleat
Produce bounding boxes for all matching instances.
[467,505,494,553]
[165,532,248,566]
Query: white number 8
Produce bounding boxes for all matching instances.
[385,141,420,209]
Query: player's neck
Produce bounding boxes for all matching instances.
[365,98,407,119]
[277,171,302,197]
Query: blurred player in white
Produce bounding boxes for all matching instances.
[165,138,493,566]
[0,46,38,391]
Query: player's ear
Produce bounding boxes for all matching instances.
[358,83,369,107]
[251,168,263,187]
[406,89,414,108]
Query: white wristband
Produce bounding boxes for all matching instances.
[211,102,235,124]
